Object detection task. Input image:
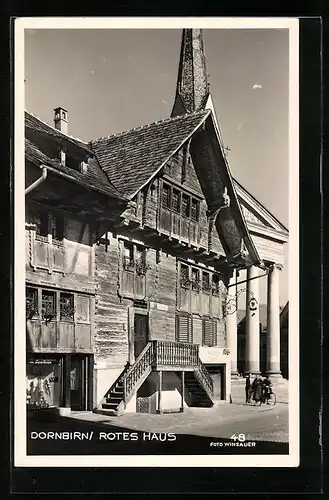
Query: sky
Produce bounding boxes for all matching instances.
[24,27,290,305]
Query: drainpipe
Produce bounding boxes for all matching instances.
[25,165,48,195]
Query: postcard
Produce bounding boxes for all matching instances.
[14,16,299,468]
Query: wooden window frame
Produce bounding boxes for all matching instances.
[122,240,148,276]
[59,292,75,322]
[202,271,211,295]
[180,262,190,289]
[26,286,39,320]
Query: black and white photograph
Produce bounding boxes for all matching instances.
[14,17,299,468]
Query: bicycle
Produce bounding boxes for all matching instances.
[252,388,276,407]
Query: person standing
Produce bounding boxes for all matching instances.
[251,374,263,403]
[245,374,251,403]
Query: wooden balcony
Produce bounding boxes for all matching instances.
[153,340,199,370]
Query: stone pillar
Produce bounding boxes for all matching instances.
[266,264,283,380]
[245,266,260,375]
[226,270,239,378]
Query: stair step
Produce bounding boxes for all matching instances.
[106,397,122,403]
[103,402,120,409]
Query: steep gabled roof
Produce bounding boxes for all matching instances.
[25,138,127,200]
[25,111,93,155]
[91,110,211,198]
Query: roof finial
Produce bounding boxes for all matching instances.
[171,29,209,117]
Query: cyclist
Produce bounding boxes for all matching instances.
[262,375,272,402]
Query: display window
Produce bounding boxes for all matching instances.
[26,358,61,409]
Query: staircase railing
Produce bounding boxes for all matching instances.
[154,340,199,367]
[194,358,214,399]
[102,361,130,403]
[123,342,154,406]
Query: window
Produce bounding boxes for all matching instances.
[176,313,192,343]
[212,274,220,296]
[122,241,148,275]
[180,264,190,288]
[41,290,56,322]
[202,317,217,347]
[150,182,156,200]
[60,292,75,321]
[181,194,190,218]
[172,188,180,213]
[191,268,200,292]
[123,242,134,271]
[35,213,49,237]
[135,245,147,275]
[202,271,211,293]
[51,215,64,241]
[26,287,38,319]
[162,183,170,209]
[191,198,199,222]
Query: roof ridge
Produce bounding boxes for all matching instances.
[91,109,210,143]
[25,109,89,146]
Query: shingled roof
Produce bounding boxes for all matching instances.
[91,110,211,198]
[25,111,93,155]
[25,138,127,200]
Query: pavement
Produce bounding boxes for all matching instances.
[27,380,289,455]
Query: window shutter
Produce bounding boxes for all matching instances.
[203,317,216,347]
[177,313,192,343]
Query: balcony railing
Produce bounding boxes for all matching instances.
[153,340,199,367]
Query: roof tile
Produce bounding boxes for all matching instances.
[91,110,210,198]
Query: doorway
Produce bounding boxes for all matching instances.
[70,354,92,411]
[133,311,149,359]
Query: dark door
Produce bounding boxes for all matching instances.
[134,313,149,359]
[70,355,85,411]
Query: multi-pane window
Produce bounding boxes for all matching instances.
[162,183,171,208]
[181,194,190,218]
[60,292,75,321]
[26,287,38,319]
[161,181,200,222]
[172,189,180,213]
[191,268,200,292]
[212,274,220,295]
[41,290,56,322]
[122,241,148,275]
[180,264,190,288]
[191,198,199,222]
[123,242,135,271]
[202,271,211,293]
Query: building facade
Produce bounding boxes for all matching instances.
[24,29,288,417]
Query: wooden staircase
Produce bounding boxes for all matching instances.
[97,340,215,415]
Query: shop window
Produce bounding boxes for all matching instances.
[41,290,56,323]
[60,292,75,321]
[162,183,171,209]
[26,287,38,319]
[26,358,61,409]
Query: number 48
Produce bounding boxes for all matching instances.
[230,433,246,442]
